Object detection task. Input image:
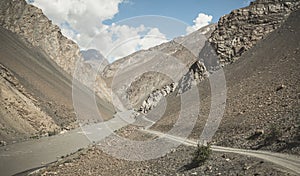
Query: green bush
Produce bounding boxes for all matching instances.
[191,143,212,166]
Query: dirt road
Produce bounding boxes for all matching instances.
[0,111,135,176]
[143,129,300,175]
[1,113,299,175]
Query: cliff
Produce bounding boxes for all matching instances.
[0,0,112,104]
[178,0,300,94]
[209,0,300,66]
[0,0,81,75]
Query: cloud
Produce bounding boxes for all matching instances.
[186,13,213,34]
[139,28,168,50]
[29,0,167,62]
[91,25,167,62]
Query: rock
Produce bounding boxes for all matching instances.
[59,129,68,134]
[177,0,299,94]
[0,140,7,146]
[255,129,264,135]
[178,61,208,94]
[0,0,80,75]
[170,148,177,153]
[276,84,286,91]
[139,83,177,114]
[209,0,299,66]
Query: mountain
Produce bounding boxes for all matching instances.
[0,1,116,143]
[209,0,300,66]
[81,49,106,62]
[102,24,216,109]
[0,0,80,75]
[32,7,300,175]
[0,62,59,142]
[1,0,299,175]
[81,49,109,72]
[177,0,300,94]
[0,0,113,105]
[136,0,299,113]
[151,0,300,153]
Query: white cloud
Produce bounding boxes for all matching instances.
[139,28,167,50]
[90,25,167,62]
[186,13,213,34]
[28,0,168,62]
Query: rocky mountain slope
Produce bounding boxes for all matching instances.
[0,0,112,104]
[210,8,300,154]
[139,0,300,113]
[178,0,300,94]
[0,63,59,143]
[0,25,114,143]
[0,0,79,75]
[9,1,300,175]
[0,0,216,113]
[102,24,215,110]
[209,0,300,66]
[151,3,300,154]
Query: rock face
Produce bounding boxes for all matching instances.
[0,0,81,75]
[0,0,112,104]
[209,0,300,66]
[178,0,300,94]
[102,24,215,110]
[139,83,176,114]
[178,61,208,95]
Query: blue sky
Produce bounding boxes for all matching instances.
[105,0,252,25]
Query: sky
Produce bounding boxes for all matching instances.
[27,0,252,62]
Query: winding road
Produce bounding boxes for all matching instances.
[143,129,300,175]
[0,112,299,175]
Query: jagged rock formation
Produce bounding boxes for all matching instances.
[139,83,176,113]
[126,72,173,109]
[178,61,208,94]
[0,64,59,142]
[209,0,300,66]
[178,0,300,94]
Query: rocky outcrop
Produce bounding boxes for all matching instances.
[139,83,176,114]
[178,0,300,94]
[209,0,300,66]
[178,61,208,94]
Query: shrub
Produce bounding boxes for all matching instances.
[191,143,212,166]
